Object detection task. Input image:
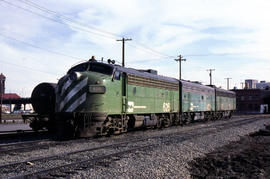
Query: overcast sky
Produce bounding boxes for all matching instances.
[0,0,270,97]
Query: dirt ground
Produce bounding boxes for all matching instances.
[189,126,270,179]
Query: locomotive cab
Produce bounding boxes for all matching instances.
[55,61,124,137]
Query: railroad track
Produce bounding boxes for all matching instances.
[0,115,262,154]
[8,143,154,179]
[0,139,54,153]
[0,129,38,139]
[0,129,49,142]
[2,115,270,178]
[0,136,99,154]
[0,129,34,134]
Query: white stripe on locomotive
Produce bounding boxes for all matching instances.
[65,93,87,112]
[61,78,72,96]
[59,77,88,111]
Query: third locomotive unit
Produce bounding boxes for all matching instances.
[25,58,236,137]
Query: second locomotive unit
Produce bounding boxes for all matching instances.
[26,57,236,137]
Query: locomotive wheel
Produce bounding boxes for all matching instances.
[228,112,232,119]
[163,116,171,128]
[54,119,75,139]
[64,119,76,138]
[29,117,44,132]
[156,118,162,129]
[30,121,43,132]
[99,117,113,136]
[100,116,128,136]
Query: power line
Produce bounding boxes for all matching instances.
[131,40,175,58]
[0,31,168,69]
[16,0,120,39]
[127,43,175,59]
[3,0,267,60]
[126,57,172,64]
[0,32,84,60]
[0,59,59,76]
[19,0,174,59]
[2,0,175,59]
[184,51,270,57]
[0,0,116,40]
[0,31,159,74]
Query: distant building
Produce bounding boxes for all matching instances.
[256,81,270,89]
[233,89,270,113]
[2,93,21,100]
[0,73,23,114]
[0,73,20,99]
[2,93,21,113]
[0,73,5,94]
[245,79,258,89]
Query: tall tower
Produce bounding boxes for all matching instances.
[0,73,6,95]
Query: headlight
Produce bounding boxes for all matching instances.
[89,85,106,94]
[69,72,82,81]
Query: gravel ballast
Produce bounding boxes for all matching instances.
[0,115,269,178]
[72,116,270,178]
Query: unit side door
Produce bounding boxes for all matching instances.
[122,72,127,114]
[170,91,174,112]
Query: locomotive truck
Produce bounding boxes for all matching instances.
[24,58,236,137]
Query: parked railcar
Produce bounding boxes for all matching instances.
[25,59,236,137]
[180,81,215,122]
[215,88,236,118]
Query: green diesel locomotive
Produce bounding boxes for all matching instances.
[26,59,236,137]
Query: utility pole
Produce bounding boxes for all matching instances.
[241,82,245,89]
[117,38,132,67]
[174,55,186,80]
[0,79,2,123]
[0,92,2,123]
[225,78,232,90]
[207,69,215,85]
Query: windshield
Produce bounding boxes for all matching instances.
[67,62,114,75]
[89,63,114,75]
[67,62,89,74]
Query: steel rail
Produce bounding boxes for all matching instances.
[0,138,148,168]
[1,115,268,170]
[8,115,270,178]
[0,129,34,134]
[0,140,53,153]
[8,144,155,179]
[0,139,50,148]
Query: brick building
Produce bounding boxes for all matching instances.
[0,73,21,114]
[233,89,270,113]
[0,73,5,94]
[256,81,270,89]
[245,79,258,89]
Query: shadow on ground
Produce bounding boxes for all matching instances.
[189,126,270,178]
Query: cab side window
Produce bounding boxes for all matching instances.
[114,71,121,80]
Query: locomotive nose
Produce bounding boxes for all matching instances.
[56,74,89,112]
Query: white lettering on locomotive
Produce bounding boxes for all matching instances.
[163,102,170,112]
[127,101,134,112]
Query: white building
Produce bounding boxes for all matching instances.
[256,81,270,89]
[245,79,258,89]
